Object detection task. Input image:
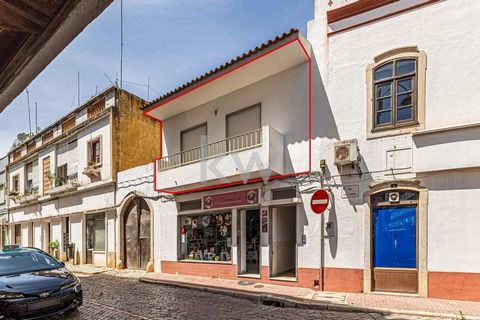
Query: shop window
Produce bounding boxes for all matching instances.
[87,137,102,166]
[179,212,232,263]
[366,47,426,139]
[178,200,202,211]
[86,213,105,251]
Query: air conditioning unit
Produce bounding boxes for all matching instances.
[389,192,400,203]
[334,139,359,167]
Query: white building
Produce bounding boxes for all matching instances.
[0,155,7,246]
[128,29,321,288]
[120,0,480,303]
[6,87,160,268]
[306,0,480,301]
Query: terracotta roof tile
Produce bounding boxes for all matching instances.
[144,28,299,110]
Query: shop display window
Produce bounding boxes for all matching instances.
[179,212,232,263]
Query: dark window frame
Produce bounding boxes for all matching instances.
[372,58,418,131]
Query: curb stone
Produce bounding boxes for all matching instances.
[139,277,476,319]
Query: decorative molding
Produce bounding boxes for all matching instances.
[327,0,399,24]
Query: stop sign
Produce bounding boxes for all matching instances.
[311,189,329,214]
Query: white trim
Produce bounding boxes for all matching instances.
[412,121,480,136]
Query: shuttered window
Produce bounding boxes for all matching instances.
[181,124,207,152]
[27,141,36,154]
[42,131,53,145]
[26,162,33,193]
[67,140,78,175]
[87,100,105,119]
[62,117,76,134]
[32,160,39,189]
[226,104,261,138]
[56,144,68,167]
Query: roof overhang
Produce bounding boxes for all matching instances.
[0,0,113,113]
[144,31,312,121]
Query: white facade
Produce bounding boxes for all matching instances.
[6,89,116,266]
[118,0,480,301]
[0,155,7,246]
[307,0,480,299]
[134,31,326,288]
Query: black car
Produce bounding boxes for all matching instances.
[0,245,82,319]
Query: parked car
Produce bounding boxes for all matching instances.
[0,245,82,319]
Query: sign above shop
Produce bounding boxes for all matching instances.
[311,189,329,214]
[203,189,259,210]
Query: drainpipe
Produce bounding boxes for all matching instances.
[320,176,326,291]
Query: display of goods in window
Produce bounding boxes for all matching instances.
[180,212,232,263]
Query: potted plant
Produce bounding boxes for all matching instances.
[83,160,100,177]
[48,240,60,259]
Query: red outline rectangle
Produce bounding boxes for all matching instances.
[145,38,312,195]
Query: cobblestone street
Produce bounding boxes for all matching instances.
[56,272,446,320]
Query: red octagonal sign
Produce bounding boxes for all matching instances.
[311,189,329,214]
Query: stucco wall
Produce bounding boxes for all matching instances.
[308,0,480,274]
[115,90,160,174]
[162,63,310,175]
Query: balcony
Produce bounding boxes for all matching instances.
[156,126,284,191]
[47,173,80,196]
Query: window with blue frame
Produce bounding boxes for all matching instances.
[373,206,416,268]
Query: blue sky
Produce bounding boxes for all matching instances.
[0,0,313,156]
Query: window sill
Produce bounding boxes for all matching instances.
[177,259,232,265]
[367,122,423,140]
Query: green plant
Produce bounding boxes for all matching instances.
[46,171,56,183]
[48,240,59,251]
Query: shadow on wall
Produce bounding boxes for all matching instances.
[311,54,340,142]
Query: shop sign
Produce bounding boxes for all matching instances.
[203,188,258,210]
[261,209,268,233]
[311,189,329,214]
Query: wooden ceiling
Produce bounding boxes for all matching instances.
[0,0,78,93]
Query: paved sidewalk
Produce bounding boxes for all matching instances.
[66,264,146,279]
[139,272,480,320]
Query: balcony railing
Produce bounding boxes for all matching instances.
[158,128,263,171]
[54,173,78,187]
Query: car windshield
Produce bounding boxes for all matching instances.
[0,250,63,276]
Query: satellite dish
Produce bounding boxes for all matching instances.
[17,133,27,141]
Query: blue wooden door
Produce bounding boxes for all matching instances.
[373,205,417,292]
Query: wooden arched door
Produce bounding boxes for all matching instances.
[124,197,151,270]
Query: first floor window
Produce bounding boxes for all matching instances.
[86,213,105,251]
[12,175,19,193]
[179,212,232,263]
[88,138,101,166]
[373,58,417,129]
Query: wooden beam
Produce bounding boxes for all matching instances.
[0,5,40,32]
[0,0,51,29]
[327,0,399,24]
[22,0,65,17]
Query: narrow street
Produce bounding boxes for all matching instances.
[58,273,442,320]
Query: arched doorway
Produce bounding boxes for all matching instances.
[124,197,151,270]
